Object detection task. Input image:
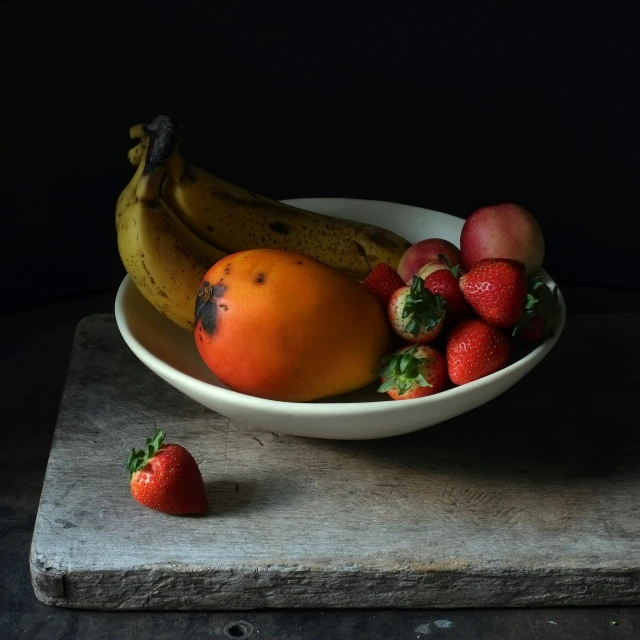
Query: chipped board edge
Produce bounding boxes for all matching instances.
[30,550,67,607]
[26,561,640,610]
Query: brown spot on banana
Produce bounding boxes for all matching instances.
[206,187,290,214]
[268,221,290,235]
[363,228,412,253]
[127,141,146,166]
[140,260,156,285]
[353,241,372,273]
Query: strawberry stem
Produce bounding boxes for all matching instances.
[512,278,561,339]
[437,254,461,278]
[402,276,446,337]
[376,345,433,395]
[127,429,165,478]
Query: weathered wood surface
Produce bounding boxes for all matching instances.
[30,314,640,610]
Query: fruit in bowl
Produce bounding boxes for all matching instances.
[114,115,564,439]
[396,238,461,283]
[193,248,390,402]
[460,203,545,275]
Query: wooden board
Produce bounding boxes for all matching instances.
[30,314,640,610]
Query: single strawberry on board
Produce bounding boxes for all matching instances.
[127,429,208,515]
[513,277,562,343]
[376,344,448,400]
[388,276,447,343]
[459,258,527,327]
[362,263,407,308]
[446,318,511,385]
[423,255,471,324]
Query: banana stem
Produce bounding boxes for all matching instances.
[142,115,180,175]
[133,134,164,202]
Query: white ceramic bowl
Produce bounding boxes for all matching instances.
[115,198,565,440]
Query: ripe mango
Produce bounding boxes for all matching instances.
[194,249,391,402]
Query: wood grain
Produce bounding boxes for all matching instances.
[30,314,640,609]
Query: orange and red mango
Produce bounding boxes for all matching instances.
[194,249,391,402]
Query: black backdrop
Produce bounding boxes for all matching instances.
[2,2,638,311]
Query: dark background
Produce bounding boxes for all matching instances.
[1,2,638,311]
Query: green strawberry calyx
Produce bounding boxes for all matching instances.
[437,254,461,278]
[402,276,446,337]
[512,277,561,339]
[127,429,165,478]
[376,345,434,396]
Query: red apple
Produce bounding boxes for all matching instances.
[397,238,461,283]
[460,203,545,275]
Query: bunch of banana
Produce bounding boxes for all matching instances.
[115,119,227,330]
[127,115,411,280]
[118,114,411,330]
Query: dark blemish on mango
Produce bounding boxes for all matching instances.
[195,281,227,335]
[268,221,290,235]
[297,261,303,265]
[255,273,266,284]
[157,289,167,298]
[206,225,213,232]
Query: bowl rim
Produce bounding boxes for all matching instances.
[114,198,566,416]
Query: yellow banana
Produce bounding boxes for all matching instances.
[130,116,411,280]
[127,138,146,166]
[116,134,228,331]
[129,123,146,140]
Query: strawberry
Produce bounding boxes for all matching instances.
[459,258,527,327]
[516,317,546,342]
[388,276,446,343]
[127,429,208,515]
[424,256,471,324]
[377,344,448,400]
[363,263,407,307]
[446,318,511,385]
[513,277,562,343]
